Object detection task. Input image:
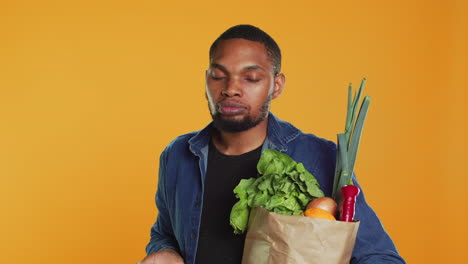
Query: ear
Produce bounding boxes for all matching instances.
[271,73,286,99]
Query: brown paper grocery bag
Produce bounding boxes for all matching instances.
[242,207,360,264]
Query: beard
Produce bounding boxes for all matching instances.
[210,95,272,133]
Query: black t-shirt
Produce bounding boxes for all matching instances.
[195,141,262,264]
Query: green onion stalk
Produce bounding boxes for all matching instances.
[332,78,371,222]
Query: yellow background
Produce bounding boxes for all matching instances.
[1,0,466,263]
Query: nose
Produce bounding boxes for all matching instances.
[222,78,242,97]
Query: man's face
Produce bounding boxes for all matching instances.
[206,38,284,132]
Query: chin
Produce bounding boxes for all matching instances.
[212,113,264,133]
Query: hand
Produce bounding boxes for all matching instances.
[138,248,185,264]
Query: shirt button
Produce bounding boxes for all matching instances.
[191,233,196,239]
[195,201,201,209]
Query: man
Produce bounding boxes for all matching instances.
[139,25,405,264]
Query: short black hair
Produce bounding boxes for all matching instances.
[209,24,282,75]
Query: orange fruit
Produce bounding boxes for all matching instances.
[304,208,336,221]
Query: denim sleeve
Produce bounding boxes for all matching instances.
[350,175,406,264]
[145,148,180,255]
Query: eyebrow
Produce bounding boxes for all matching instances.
[244,65,265,72]
[210,63,227,71]
[209,63,266,72]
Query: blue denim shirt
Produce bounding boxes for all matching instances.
[146,113,405,264]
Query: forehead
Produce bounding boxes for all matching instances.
[210,39,272,71]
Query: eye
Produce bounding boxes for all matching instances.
[245,78,260,83]
[244,71,263,83]
[213,76,226,81]
[209,72,226,81]
[210,70,226,81]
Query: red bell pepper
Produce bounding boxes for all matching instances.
[339,185,360,222]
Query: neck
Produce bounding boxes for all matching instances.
[212,119,268,155]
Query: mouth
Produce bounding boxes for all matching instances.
[217,101,248,116]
